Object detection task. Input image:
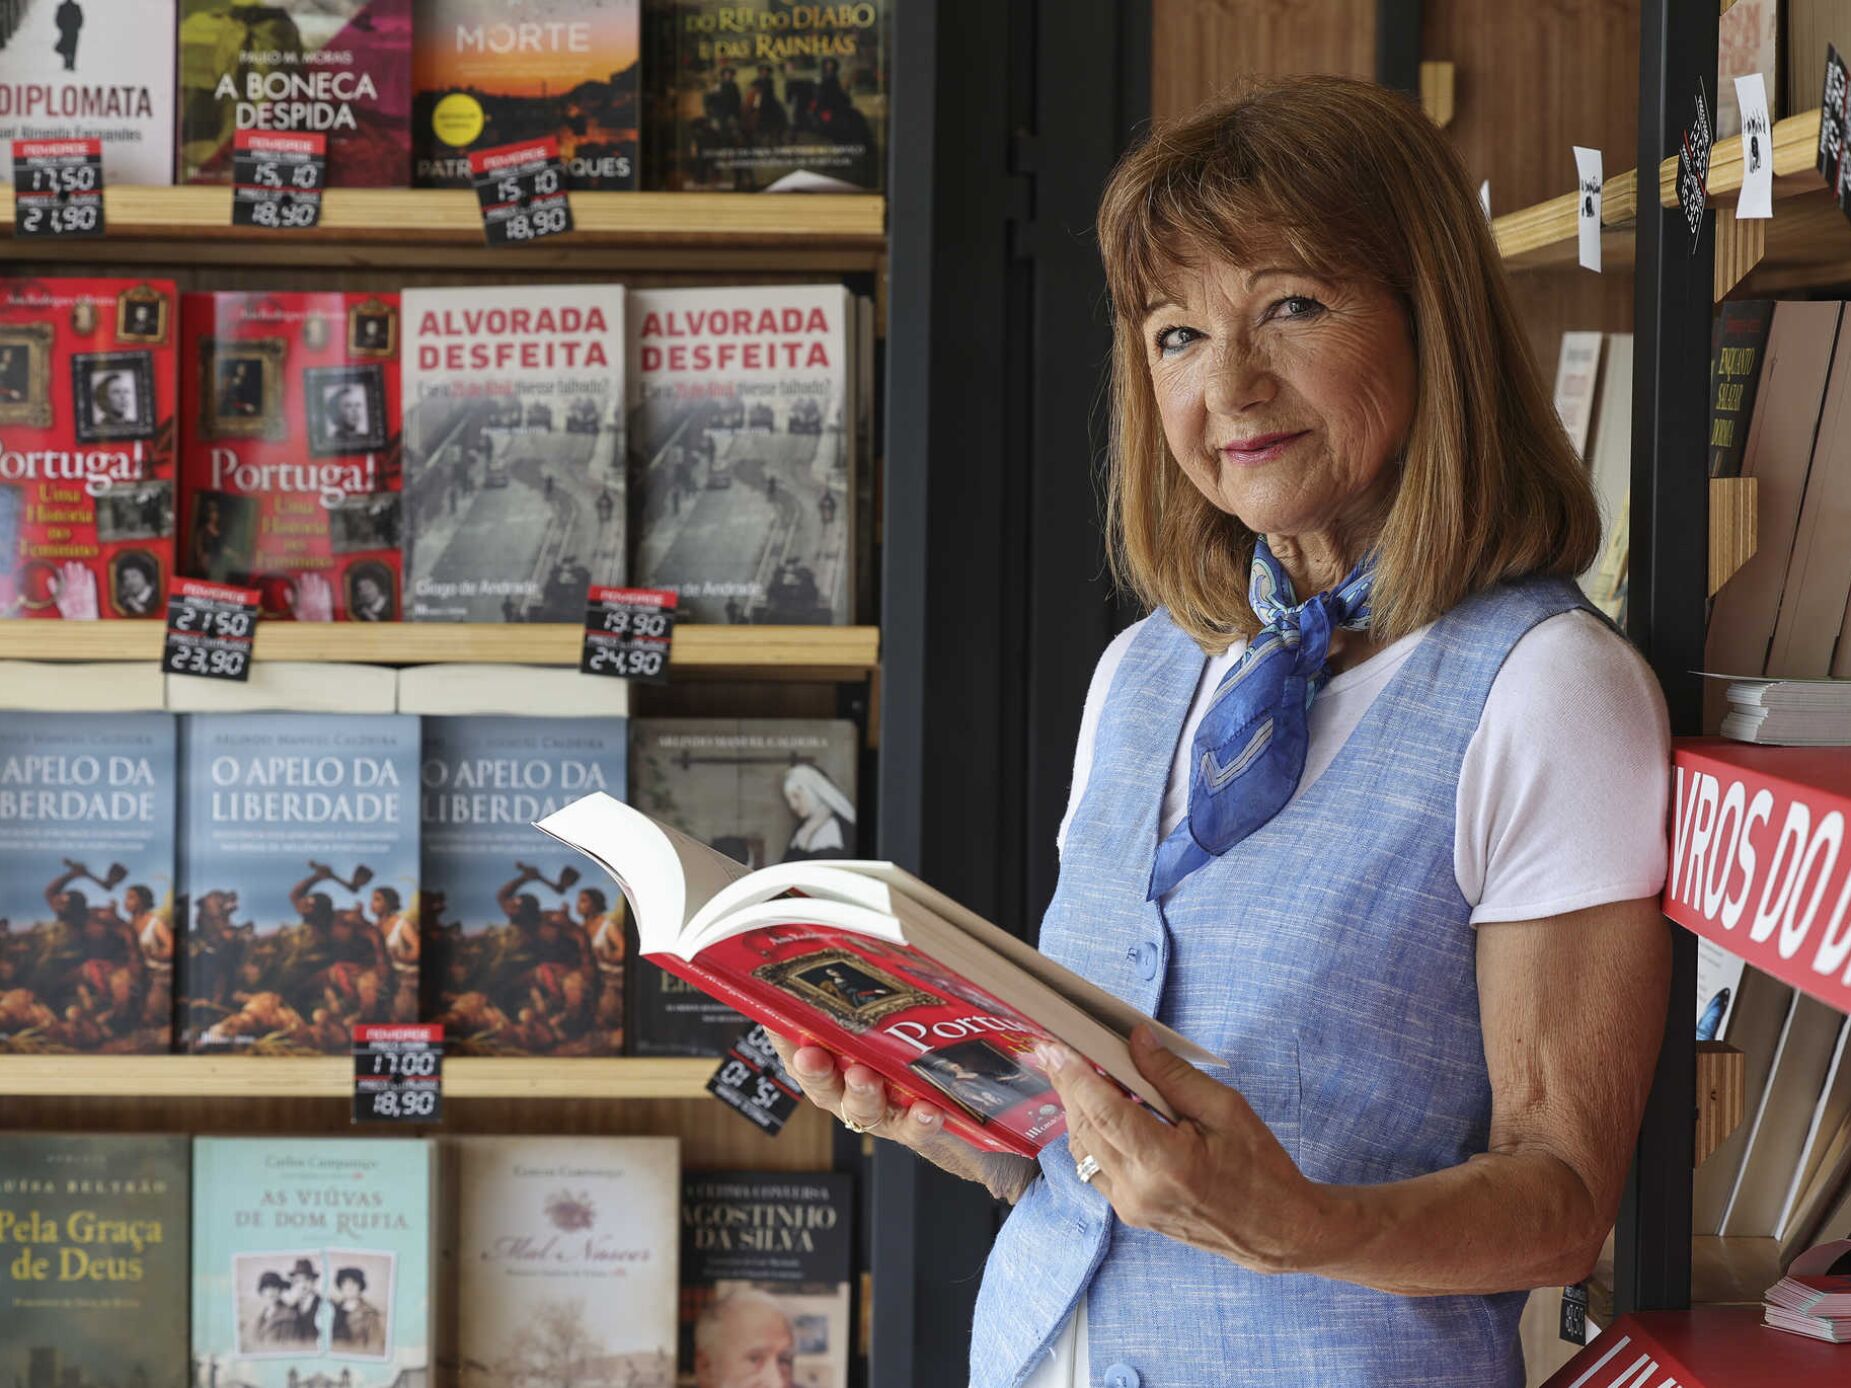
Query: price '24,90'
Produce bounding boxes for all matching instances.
[588,646,665,678]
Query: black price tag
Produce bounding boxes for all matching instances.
[164,577,261,683]
[1677,80,1712,249]
[581,585,677,682]
[352,1023,443,1124]
[1820,45,1851,218]
[469,137,574,247]
[231,130,326,230]
[13,138,104,238]
[1558,1282,1589,1344]
[707,1022,802,1135]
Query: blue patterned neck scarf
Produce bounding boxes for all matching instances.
[1148,539,1377,899]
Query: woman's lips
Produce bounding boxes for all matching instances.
[1220,430,1308,466]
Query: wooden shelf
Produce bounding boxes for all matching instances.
[1493,169,1638,269]
[1665,740,1851,1019]
[0,621,880,680]
[0,186,887,273]
[0,1053,719,1100]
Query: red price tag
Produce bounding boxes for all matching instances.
[352,1023,443,1123]
[164,577,261,682]
[13,138,103,238]
[468,137,574,246]
[581,585,678,682]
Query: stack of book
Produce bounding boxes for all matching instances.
[1764,1238,1851,1343]
[1720,677,1851,745]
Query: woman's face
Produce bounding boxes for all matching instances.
[784,782,816,818]
[1141,256,1416,544]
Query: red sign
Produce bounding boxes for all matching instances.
[1664,740,1851,1017]
[1544,1309,1850,1387]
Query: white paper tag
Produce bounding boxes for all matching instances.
[1479,179,1491,219]
[1573,146,1603,272]
[1734,72,1773,220]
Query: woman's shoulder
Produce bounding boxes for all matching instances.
[1496,608,1662,713]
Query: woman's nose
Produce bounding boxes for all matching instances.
[1203,342,1275,416]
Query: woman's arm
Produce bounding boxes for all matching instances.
[1039,895,1669,1295]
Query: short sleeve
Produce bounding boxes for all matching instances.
[1457,610,1671,924]
[1057,619,1147,858]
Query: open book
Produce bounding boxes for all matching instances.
[535,793,1222,1158]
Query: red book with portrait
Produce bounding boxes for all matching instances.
[537,792,1222,1158]
[178,292,403,622]
[0,277,179,621]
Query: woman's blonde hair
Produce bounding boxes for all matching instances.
[1098,75,1601,649]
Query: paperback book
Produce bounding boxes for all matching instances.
[448,1136,679,1387]
[403,285,626,622]
[538,792,1223,1158]
[412,0,642,189]
[179,291,404,623]
[628,718,857,1056]
[681,1171,854,1388]
[179,713,421,1053]
[629,285,854,624]
[192,1137,436,1386]
[0,711,176,1053]
[653,0,887,192]
[0,276,179,621]
[177,0,414,186]
[0,0,177,184]
[424,715,629,1055]
[0,1133,190,1388]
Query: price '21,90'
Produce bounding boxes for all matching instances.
[21,203,99,235]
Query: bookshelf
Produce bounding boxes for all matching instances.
[0,621,881,680]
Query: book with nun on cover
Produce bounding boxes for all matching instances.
[535,792,1223,1159]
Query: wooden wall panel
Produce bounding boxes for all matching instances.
[1424,0,1641,365]
[1151,0,1375,122]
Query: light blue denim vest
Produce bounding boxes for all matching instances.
[969,577,1589,1388]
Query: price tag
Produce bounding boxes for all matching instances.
[1572,146,1603,272]
[352,1023,443,1124]
[164,577,261,683]
[1558,1282,1589,1345]
[1677,79,1713,250]
[12,138,104,239]
[581,585,677,683]
[1819,45,1851,220]
[468,137,574,247]
[231,130,326,230]
[707,1022,802,1136]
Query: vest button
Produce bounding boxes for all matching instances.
[1134,941,1160,980]
[1104,1364,1141,1388]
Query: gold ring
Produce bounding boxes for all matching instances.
[842,1113,878,1135]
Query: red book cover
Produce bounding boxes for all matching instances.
[178,292,403,622]
[1664,739,1851,1018]
[1544,1309,1851,1386]
[653,928,1070,1158]
[0,277,178,620]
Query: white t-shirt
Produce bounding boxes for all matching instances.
[1017,609,1671,1388]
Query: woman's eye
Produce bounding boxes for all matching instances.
[1154,325,1198,355]
[1270,295,1324,321]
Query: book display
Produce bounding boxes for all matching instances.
[0,5,899,1383]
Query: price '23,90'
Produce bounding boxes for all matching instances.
[169,645,249,679]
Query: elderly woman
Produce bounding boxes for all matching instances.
[769,75,1671,1386]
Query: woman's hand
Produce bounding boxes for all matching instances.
[765,1030,1039,1204]
[1037,1025,1327,1274]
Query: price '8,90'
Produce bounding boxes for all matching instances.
[368,1088,438,1119]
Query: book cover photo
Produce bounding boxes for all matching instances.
[0,277,180,621]
[0,1133,191,1388]
[629,285,853,625]
[654,0,887,192]
[425,715,629,1055]
[179,713,421,1053]
[412,0,641,190]
[448,1136,679,1388]
[628,718,856,1056]
[0,712,177,1053]
[681,1171,854,1388]
[192,1136,435,1388]
[177,0,413,186]
[179,291,403,623]
[0,0,178,184]
[402,284,626,622]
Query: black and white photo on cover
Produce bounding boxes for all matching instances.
[326,1247,395,1361]
[233,1249,326,1356]
[344,559,396,622]
[306,364,387,455]
[0,323,50,429]
[330,491,402,555]
[107,548,161,617]
[72,350,154,442]
[95,479,174,542]
[908,1037,1054,1123]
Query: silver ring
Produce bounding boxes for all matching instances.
[1075,1153,1102,1184]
